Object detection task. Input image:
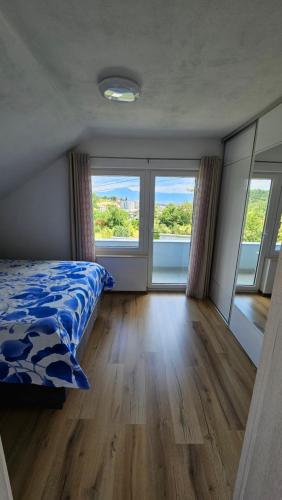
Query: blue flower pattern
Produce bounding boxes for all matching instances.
[0,260,114,389]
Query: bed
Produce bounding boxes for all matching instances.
[0,259,114,406]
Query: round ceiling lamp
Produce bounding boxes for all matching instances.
[98,77,141,103]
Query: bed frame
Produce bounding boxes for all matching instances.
[0,298,101,410]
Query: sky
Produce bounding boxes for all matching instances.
[91,175,196,194]
[91,176,271,200]
[250,178,272,190]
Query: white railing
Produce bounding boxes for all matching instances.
[239,242,260,272]
[152,239,190,268]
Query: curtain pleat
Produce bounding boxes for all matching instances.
[69,152,95,261]
[186,156,222,299]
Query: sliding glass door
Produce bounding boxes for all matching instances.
[91,162,198,290]
[148,172,197,288]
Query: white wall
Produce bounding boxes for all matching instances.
[77,135,223,158]
[79,135,222,290]
[0,156,71,260]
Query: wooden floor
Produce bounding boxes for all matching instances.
[0,293,256,500]
[234,293,271,332]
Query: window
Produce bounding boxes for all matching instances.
[91,175,141,249]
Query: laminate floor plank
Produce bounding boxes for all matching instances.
[0,293,256,500]
[190,321,250,430]
[192,364,244,490]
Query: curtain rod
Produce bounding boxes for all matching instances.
[89,155,201,161]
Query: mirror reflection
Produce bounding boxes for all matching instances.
[234,144,282,333]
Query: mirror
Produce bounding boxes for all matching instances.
[234,143,282,333]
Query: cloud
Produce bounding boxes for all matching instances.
[92,176,139,192]
[155,178,195,194]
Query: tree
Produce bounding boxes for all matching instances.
[157,202,193,236]
[93,190,281,244]
[243,189,269,242]
[93,198,139,239]
[104,206,129,229]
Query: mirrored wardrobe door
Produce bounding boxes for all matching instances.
[210,124,256,322]
[230,104,282,366]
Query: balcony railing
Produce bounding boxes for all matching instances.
[96,239,276,265]
[95,236,191,268]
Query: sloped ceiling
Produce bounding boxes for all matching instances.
[1,0,282,197]
[256,144,282,162]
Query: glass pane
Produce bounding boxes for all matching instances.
[91,175,140,248]
[152,176,196,284]
[275,212,282,252]
[237,178,271,286]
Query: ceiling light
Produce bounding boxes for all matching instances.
[99,77,141,103]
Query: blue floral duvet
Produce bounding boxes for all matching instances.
[0,260,114,389]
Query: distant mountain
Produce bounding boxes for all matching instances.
[96,188,193,204]
[96,188,139,201]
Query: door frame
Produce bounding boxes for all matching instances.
[90,158,199,291]
[147,169,198,290]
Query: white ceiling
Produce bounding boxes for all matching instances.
[1,0,282,197]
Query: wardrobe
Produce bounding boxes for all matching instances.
[210,103,282,366]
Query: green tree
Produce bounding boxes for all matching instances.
[157,202,193,236]
[104,206,129,229]
[93,197,139,239]
[243,189,269,242]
